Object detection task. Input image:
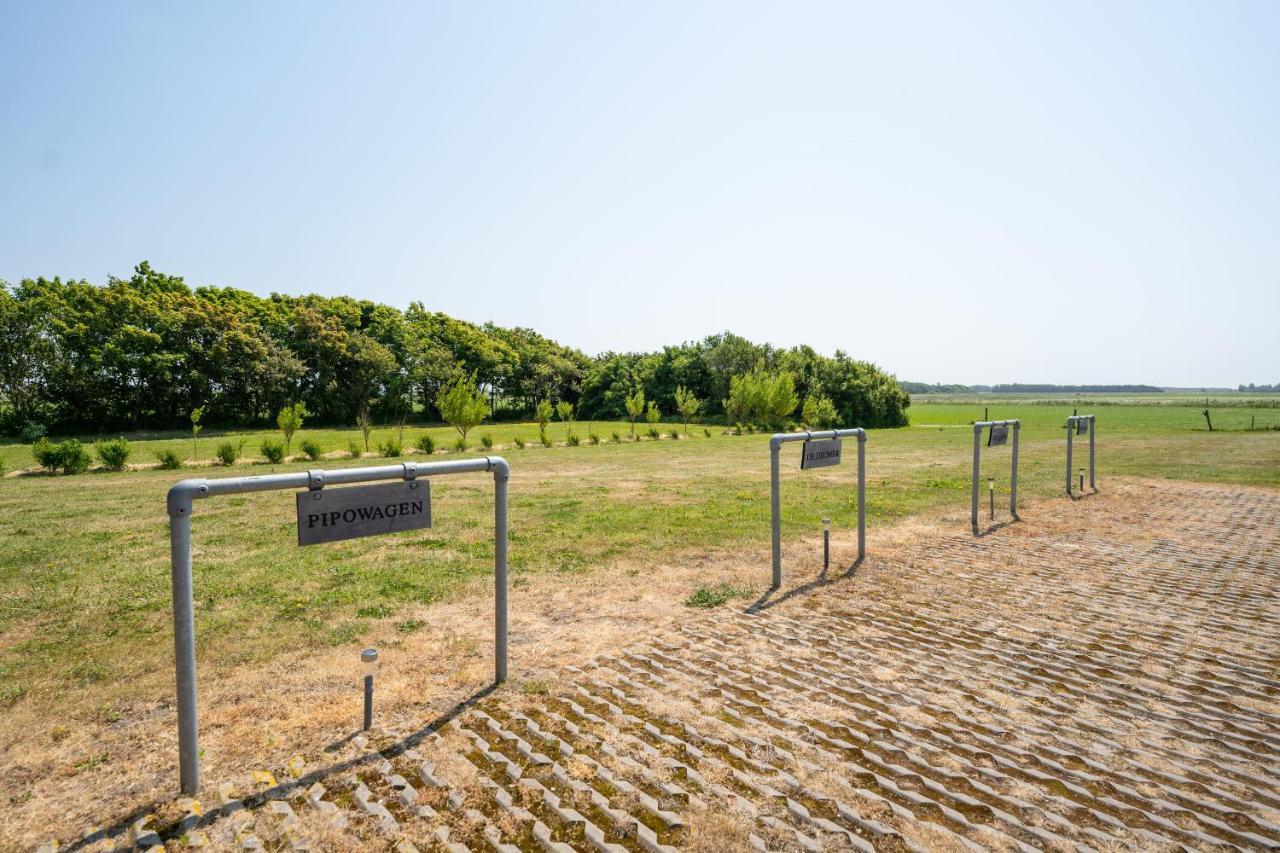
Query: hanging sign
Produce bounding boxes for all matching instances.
[1076,419,1088,435]
[296,481,431,546]
[987,425,1009,447]
[801,438,843,469]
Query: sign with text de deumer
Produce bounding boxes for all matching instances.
[296,481,431,546]
[801,438,842,470]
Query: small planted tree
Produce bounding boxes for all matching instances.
[436,377,488,449]
[674,385,700,435]
[555,400,574,441]
[536,398,554,447]
[277,401,307,457]
[95,437,131,471]
[802,393,840,430]
[645,402,662,439]
[357,405,373,454]
[190,406,204,462]
[624,388,645,440]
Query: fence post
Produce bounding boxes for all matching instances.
[492,458,510,683]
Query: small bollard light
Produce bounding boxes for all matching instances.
[988,477,995,519]
[822,517,831,570]
[1078,467,1085,494]
[361,648,378,731]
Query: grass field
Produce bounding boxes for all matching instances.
[1,398,1279,845]
[2,401,1279,712]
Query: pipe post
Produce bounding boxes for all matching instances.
[971,424,982,532]
[856,432,867,561]
[1066,417,1075,497]
[1010,421,1020,518]
[770,437,782,588]
[1089,417,1096,490]
[491,458,509,684]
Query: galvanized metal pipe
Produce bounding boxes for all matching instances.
[1088,416,1096,489]
[165,456,509,795]
[1066,415,1096,496]
[769,428,867,587]
[1066,417,1075,496]
[971,420,1021,532]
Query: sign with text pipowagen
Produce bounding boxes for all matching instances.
[296,481,431,546]
[800,438,843,470]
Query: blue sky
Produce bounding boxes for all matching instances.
[2,2,1276,386]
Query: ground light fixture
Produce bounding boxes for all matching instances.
[361,647,379,731]
[988,477,995,520]
[822,517,831,570]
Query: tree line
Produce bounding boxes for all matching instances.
[0,262,910,436]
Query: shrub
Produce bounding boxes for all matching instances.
[277,401,307,456]
[95,437,131,471]
[453,437,467,452]
[536,399,553,447]
[155,448,183,470]
[567,434,580,446]
[589,432,600,445]
[379,437,403,457]
[437,377,488,445]
[539,433,552,448]
[704,428,711,438]
[300,439,323,461]
[33,438,92,475]
[257,439,282,465]
[610,432,621,443]
[213,438,243,466]
[19,421,46,444]
[348,439,363,458]
[513,436,526,449]
[414,434,436,454]
[669,429,680,440]
[480,434,494,450]
[647,427,660,439]
[684,583,753,609]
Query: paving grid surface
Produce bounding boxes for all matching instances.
[59,484,1280,851]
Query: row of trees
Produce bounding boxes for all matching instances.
[0,262,910,435]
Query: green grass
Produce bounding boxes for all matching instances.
[684,583,755,608]
[0,403,1277,718]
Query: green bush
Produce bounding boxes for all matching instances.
[588,433,600,445]
[19,421,46,444]
[155,448,183,470]
[257,439,282,465]
[95,437,132,470]
[453,437,467,452]
[348,439,363,458]
[480,434,494,450]
[379,437,403,457]
[668,429,680,440]
[213,438,243,466]
[704,428,711,438]
[33,438,92,475]
[414,434,436,454]
[567,434,580,446]
[647,427,660,439]
[513,436,526,449]
[300,439,323,461]
[539,433,552,448]
[610,432,621,443]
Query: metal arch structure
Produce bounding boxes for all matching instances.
[166,457,510,795]
[769,428,867,588]
[1066,414,1097,497]
[970,420,1020,532]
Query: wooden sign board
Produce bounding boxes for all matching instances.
[296,481,431,546]
[801,438,842,469]
[987,425,1009,447]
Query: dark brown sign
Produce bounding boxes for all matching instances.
[1076,419,1088,435]
[296,481,431,546]
[988,425,1008,447]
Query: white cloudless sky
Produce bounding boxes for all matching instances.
[2,2,1276,386]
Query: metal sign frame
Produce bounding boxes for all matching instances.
[971,420,1020,532]
[770,428,867,588]
[1066,414,1096,497]
[165,457,510,795]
